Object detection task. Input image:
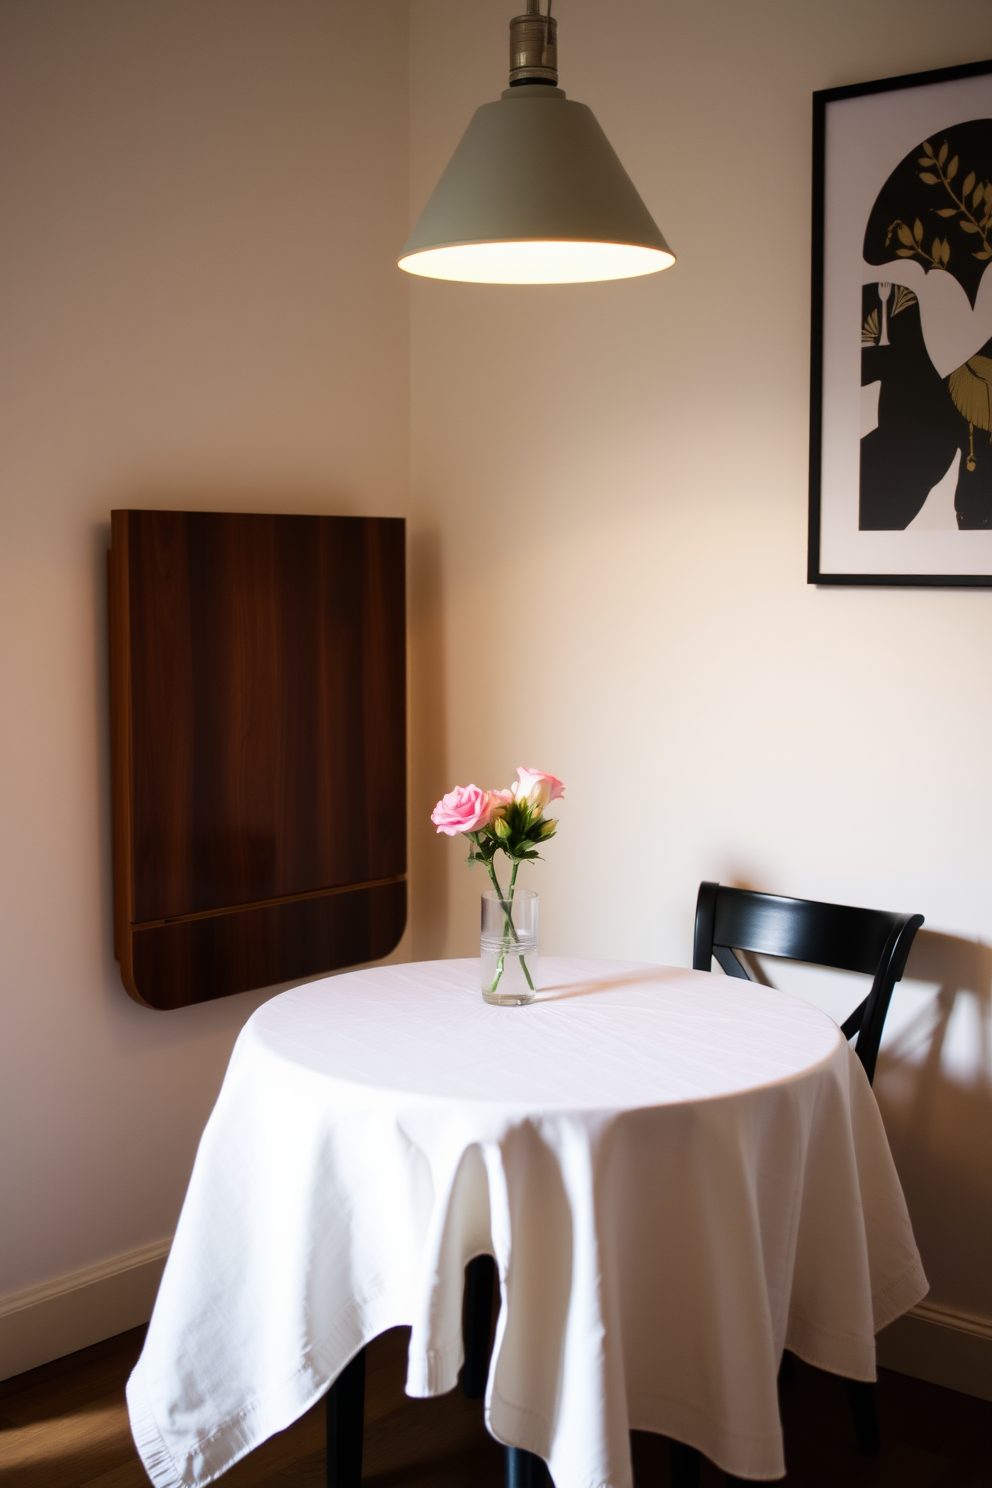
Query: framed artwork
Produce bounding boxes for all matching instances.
[809,58,992,586]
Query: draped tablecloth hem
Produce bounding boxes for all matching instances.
[626,1390,786,1482]
[485,1389,554,1462]
[127,1371,188,1488]
[404,1331,464,1397]
[487,1389,637,1488]
[784,1311,877,1383]
[785,1258,929,1383]
[128,1288,410,1488]
[871,1258,929,1335]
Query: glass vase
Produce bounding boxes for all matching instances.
[480,888,538,1005]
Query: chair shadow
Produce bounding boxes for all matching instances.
[709,899,992,1319]
[872,929,992,1319]
[407,526,450,961]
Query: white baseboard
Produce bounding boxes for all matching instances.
[876,1299,992,1401]
[0,1238,171,1382]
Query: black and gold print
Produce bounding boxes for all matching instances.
[860,119,992,529]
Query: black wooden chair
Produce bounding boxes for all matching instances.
[326,1253,546,1487]
[693,882,923,1086]
[667,881,924,1486]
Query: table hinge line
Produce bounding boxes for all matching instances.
[131,874,408,931]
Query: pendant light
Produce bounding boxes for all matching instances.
[398,2,675,285]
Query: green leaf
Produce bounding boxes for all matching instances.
[947,155,959,181]
[938,140,948,166]
[918,172,939,185]
[963,171,976,197]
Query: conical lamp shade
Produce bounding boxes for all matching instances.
[399,86,675,284]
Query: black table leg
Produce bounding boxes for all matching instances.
[505,1444,547,1486]
[845,1378,881,1454]
[670,1440,702,1488]
[463,1255,496,1399]
[326,1347,366,1488]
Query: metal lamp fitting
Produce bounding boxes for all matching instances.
[509,0,557,86]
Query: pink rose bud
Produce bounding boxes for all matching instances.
[513,767,566,812]
[430,784,494,836]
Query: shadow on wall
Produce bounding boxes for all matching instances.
[874,929,992,1321]
[407,526,449,959]
[713,884,991,1325]
[93,521,115,994]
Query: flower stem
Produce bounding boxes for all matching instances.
[509,860,536,993]
[484,861,510,994]
[486,857,535,996]
[485,858,505,903]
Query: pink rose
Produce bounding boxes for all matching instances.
[431,784,495,836]
[513,767,566,812]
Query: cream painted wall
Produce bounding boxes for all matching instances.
[0,1,410,1298]
[407,0,992,1324]
[1,0,989,1360]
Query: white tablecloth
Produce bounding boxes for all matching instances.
[127,958,926,1488]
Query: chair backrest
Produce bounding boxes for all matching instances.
[693,882,924,1085]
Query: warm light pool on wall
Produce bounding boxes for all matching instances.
[398,2,675,285]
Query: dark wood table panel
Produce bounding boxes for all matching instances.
[109,510,406,1008]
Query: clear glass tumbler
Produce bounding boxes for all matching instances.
[480,888,538,1005]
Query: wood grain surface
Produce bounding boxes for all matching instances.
[109,511,406,1008]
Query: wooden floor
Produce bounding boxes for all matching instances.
[0,1325,987,1488]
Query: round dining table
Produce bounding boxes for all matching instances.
[127,957,926,1488]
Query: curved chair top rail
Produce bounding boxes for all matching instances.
[702,886,912,976]
[693,882,924,1086]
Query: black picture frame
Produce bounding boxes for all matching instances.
[809,58,992,587]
